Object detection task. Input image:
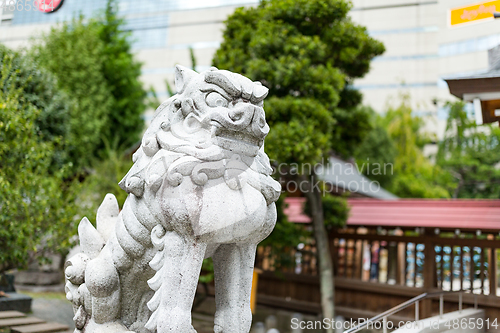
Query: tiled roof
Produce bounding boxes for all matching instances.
[284,198,500,230]
[347,199,500,230]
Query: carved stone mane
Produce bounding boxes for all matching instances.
[65,66,281,332]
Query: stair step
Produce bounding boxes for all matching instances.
[0,311,26,319]
[0,316,45,327]
[10,322,69,333]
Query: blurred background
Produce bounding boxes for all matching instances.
[1,1,500,333]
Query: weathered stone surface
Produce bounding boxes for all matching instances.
[0,293,32,313]
[64,66,281,332]
[0,273,16,292]
[14,271,63,286]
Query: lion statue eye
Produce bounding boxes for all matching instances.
[205,92,229,108]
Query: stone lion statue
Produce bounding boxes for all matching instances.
[64,65,281,333]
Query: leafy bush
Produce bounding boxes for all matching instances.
[437,101,500,198]
[30,0,147,170]
[380,100,452,198]
[30,18,112,171]
[0,55,79,273]
[0,45,73,171]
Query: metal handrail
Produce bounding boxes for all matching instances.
[343,288,482,333]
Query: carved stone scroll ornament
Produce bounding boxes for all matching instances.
[64,65,281,333]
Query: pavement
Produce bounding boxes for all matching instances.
[31,296,76,329]
[18,290,322,333]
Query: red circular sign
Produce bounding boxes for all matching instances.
[38,0,64,13]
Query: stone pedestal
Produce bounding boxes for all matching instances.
[0,292,32,313]
[0,273,16,292]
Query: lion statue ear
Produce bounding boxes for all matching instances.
[175,65,198,94]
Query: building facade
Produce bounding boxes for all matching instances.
[350,0,500,136]
[1,0,499,134]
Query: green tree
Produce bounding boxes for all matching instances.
[31,18,112,171]
[97,0,147,148]
[213,0,384,324]
[437,101,500,198]
[0,55,79,273]
[78,144,133,223]
[321,195,350,229]
[354,108,397,188]
[381,99,452,198]
[31,0,147,170]
[0,45,73,171]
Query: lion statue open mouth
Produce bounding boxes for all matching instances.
[64,65,281,333]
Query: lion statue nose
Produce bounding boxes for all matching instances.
[225,103,255,129]
[226,104,269,139]
[210,103,269,140]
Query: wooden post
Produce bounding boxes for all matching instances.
[413,243,418,287]
[396,242,405,285]
[356,240,363,280]
[489,247,497,296]
[344,238,349,278]
[250,269,261,314]
[450,246,455,291]
[470,246,475,292]
[329,234,336,269]
[480,247,485,294]
[404,242,409,286]
[440,246,445,290]
[460,246,464,291]
[332,238,339,277]
[422,229,435,318]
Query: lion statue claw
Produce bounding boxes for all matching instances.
[64,65,281,333]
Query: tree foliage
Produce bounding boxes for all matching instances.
[0,55,79,273]
[78,144,134,223]
[354,98,479,198]
[437,101,500,198]
[321,195,350,229]
[0,0,148,272]
[97,0,147,149]
[379,99,452,198]
[31,0,146,170]
[213,0,384,164]
[354,108,397,188]
[0,45,73,170]
[31,18,112,171]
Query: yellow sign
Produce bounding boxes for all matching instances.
[450,1,499,26]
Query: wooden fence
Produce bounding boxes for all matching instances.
[332,231,499,295]
[254,229,500,326]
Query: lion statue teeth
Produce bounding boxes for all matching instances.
[64,65,281,333]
